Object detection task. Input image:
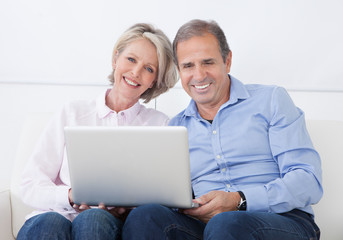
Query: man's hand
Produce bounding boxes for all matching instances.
[182,191,241,223]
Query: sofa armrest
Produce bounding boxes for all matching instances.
[0,188,15,240]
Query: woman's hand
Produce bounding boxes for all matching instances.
[102,205,132,221]
[69,188,131,219]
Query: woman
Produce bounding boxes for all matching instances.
[17,23,177,240]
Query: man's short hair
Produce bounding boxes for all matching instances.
[173,19,230,68]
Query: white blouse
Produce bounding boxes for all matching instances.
[21,89,169,221]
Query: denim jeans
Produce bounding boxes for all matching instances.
[122,204,320,240]
[17,209,123,240]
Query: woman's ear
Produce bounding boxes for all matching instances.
[112,51,119,69]
[149,80,156,89]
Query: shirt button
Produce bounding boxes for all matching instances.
[212,130,217,134]
[221,168,226,172]
[216,155,221,159]
[121,112,124,116]
[63,208,68,211]
[226,184,231,188]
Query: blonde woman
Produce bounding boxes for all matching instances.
[18,23,177,240]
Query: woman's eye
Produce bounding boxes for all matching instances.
[146,67,153,73]
[128,57,135,63]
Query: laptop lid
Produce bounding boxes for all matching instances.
[64,126,196,208]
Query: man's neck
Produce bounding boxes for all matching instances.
[196,91,231,121]
[197,105,221,121]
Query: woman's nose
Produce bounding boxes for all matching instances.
[131,65,143,78]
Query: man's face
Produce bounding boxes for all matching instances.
[176,33,232,111]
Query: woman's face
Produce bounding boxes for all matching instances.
[112,38,158,102]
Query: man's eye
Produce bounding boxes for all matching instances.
[146,67,153,73]
[128,57,135,63]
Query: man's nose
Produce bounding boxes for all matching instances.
[193,66,206,81]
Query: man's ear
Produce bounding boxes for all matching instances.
[226,51,232,73]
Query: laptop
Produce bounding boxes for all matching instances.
[64,126,198,208]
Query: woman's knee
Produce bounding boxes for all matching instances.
[72,209,123,240]
[74,208,112,222]
[73,208,122,230]
[29,212,71,229]
[17,212,71,240]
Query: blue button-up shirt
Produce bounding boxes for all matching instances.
[169,76,323,216]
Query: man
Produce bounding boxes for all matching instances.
[122,19,322,239]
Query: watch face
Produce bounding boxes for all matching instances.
[238,199,247,211]
[237,191,246,211]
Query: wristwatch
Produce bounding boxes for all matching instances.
[237,191,247,211]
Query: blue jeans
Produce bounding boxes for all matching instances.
[122,204,320,240]
[17,209,123,240]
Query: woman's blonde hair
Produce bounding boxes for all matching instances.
[108,23,178,103]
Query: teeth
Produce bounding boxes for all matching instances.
[194,83,210,89]
[124,77,138,86]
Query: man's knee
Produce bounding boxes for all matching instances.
[123,204,204,240]
[123,204,175,239]
[125,204,170,224]
[204,211,248,239]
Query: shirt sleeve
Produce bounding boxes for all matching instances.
[20,105,74,212]
[244,87,323,213]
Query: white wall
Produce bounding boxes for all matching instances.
[1,0,343,91]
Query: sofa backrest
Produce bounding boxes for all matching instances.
[10,112,52,238]
[306,120,343,240]
[10,113,343,239]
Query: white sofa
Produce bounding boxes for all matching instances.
[1,113,342,239]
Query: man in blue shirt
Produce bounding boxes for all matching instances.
[123,19,322,239]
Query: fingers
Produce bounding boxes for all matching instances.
[183,191,230,222]
[72,203,91,212]
[194,191,217,206]
[116,207,126,215]
[98,203,107,210]
[71,202,130,219]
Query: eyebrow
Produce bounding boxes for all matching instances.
[127,52,158,69]
[180,61,193,67]
[180,58,216,67]
[202,58,216,64]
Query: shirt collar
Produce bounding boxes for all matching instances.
[96,89,142,121]
[183,75,250,117]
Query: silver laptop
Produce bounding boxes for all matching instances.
[64,126,198,208]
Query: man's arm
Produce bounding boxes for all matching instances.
[243,87,323,213]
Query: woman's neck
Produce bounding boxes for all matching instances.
[105,88,138,113]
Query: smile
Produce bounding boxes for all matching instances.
[194,83,210,89]
[124,77,139,87]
